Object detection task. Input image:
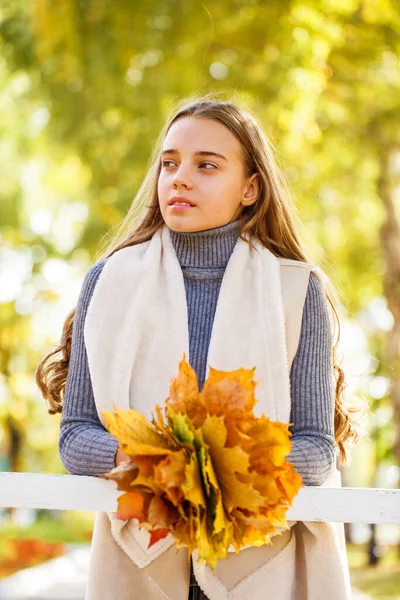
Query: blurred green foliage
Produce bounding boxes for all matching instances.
[348,543,400,598]
[0,510,94,543]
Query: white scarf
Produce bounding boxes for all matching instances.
[84,223,351,600]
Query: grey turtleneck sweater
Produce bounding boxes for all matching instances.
[59,219,336,486]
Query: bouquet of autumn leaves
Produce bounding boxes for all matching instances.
[102,355,303,570]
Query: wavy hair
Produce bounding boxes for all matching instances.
[35,92,366,463]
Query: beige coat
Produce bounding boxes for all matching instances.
[83,225,352,600]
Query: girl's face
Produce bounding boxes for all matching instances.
[158,116,260,232]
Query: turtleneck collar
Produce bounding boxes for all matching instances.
[168,219,241,269]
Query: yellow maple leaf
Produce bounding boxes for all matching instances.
[182,454,206,507]
[201,365,258,416]
[102,405,175,457]
[153,450,188,506]
[201,414,265,513]
[165,354,206,428]
[242,416,292,467]
[192,428,228,533]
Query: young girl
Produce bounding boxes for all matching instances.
[36,95,362,600]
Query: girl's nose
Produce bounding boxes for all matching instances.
[172,165,193,189]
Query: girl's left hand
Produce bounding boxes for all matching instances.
[115,448,131,466]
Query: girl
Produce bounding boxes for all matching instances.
[36,95,362,600]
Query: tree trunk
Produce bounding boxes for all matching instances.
[378,146,400,474]
[368,523,379,566]
[4,415,23,521]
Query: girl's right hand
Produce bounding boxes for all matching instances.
[115,448,131,466]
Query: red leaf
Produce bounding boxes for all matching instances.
[148,528,170,547]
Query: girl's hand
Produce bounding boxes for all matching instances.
[115,448,131,466]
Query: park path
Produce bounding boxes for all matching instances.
[0,544,372,600]
[0,545,89,600]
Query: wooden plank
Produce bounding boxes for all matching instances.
[0,473,399,524]
[0,473,120,513]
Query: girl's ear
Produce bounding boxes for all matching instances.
[241,173,261,207]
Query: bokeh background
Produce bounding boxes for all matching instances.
[0,1,399,598]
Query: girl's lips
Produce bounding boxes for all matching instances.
[169,204,196,210]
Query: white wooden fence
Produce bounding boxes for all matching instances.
[1,473,400,524]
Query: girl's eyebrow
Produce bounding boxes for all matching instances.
[161,149,228,161]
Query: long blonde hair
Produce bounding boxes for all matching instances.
[36,92,365,463]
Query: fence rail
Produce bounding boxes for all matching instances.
[1,473,400,524]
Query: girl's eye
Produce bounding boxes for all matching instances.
[161,160,216,169]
